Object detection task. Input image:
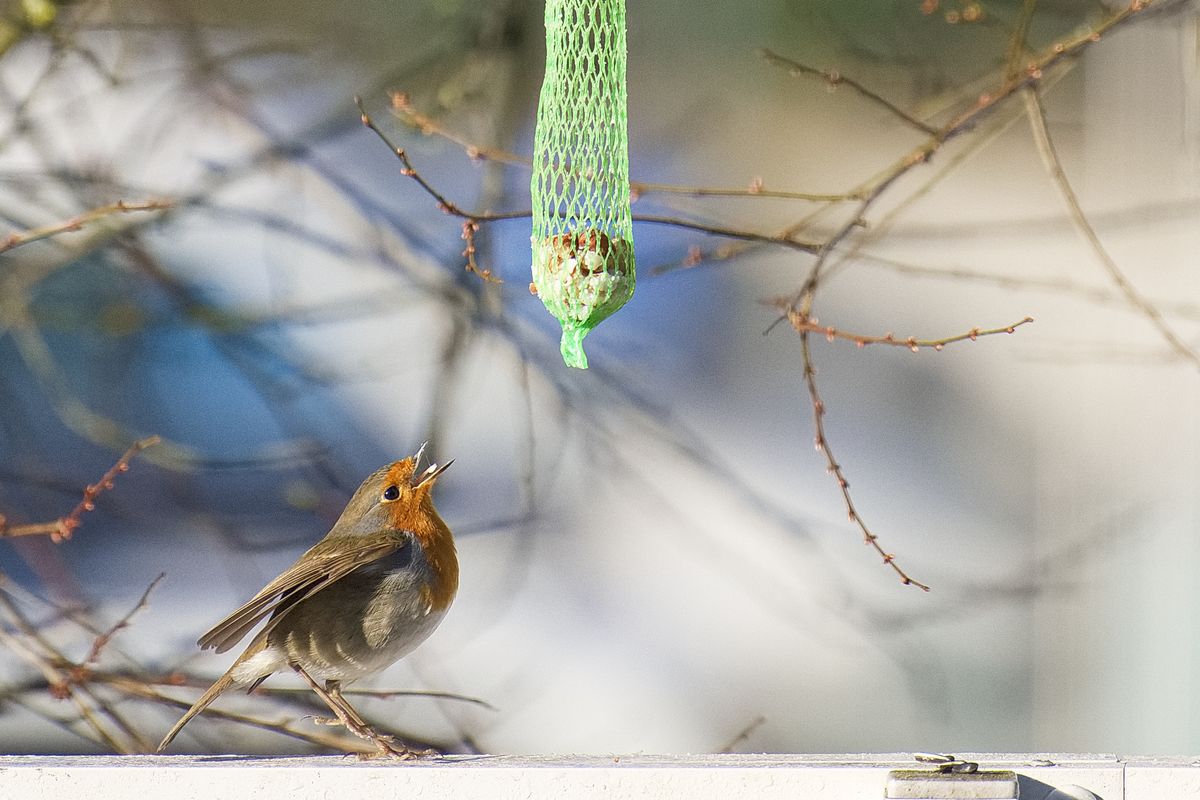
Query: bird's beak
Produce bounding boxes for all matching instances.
[412,441,430,471]
[413,458,453,489]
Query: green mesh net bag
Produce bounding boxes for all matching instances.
[530,0,634,369]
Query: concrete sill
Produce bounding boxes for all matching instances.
[0,753,1196,799]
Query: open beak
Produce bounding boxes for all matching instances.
[412,441,430,471]
[413,458,453,489]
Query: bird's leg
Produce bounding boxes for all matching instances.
[323,680,374,731]
[326,681,434,759]
[291,665,431,760]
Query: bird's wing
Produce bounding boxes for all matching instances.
[196,533,406,654]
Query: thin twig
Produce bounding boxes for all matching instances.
[358,103,526,223]
[0,591,130,751]
[820,82,1042,288]
[648,202,836,276]
[854,253,1200,321]
[264,686,496,711]
[718,715,767,754]
[368,97,823,258]
[633,214,821,253]
[789,0,1166,307]
[633,181,862,203]
[108,677,376,753]
[1023,87,1199,368]
[389,91,859,203]
[459,220,492,280]
[391,91,529,168]
[76,682,157,753]
[759,3,1171,590]
[0,436,161,541]
[1004,0,1040,82]
[759,49,939,136]
[799,335,930,591]
[0,199,173,255]
[357,95,511,283]
[85,573,166,664]
[783,310,1035,352]
[363,3,1171,599]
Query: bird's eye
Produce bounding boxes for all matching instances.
[382,485,400,501]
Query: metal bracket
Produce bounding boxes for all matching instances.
[886,754,1018,799]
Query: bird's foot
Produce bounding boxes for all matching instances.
[355,732,437,761]
[290,664,437,761]
[323,709,436,760]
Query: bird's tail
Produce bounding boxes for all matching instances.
[157,667,239,753]
[157,637,269,753]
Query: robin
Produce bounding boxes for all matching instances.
[157,448,457,758]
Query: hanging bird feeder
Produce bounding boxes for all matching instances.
[530,0,634,369]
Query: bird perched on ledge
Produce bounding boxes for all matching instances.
[157,448,457,758]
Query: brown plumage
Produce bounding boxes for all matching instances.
[157,450,457,756]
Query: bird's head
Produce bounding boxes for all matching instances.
[331,445,453,538]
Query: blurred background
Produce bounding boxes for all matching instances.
[0,0,1197,756]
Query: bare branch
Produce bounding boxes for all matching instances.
[633,214,821,254]
[759,49,939,136]
[363,97,824,266]
[854,253,1200,322]
[391,90,529,168]
[787,0,1167,305]
[1023,87,1199,369]
[266,686,496,710]
[389,91,859,203]
[1004,0,1040,82]
[0,590,131,751]
[85,573,166,665]
[0,200,173,255]
[107,677,376,754]
[799,334,930,592]
[0,436,161,542]
[718,715,766,754]
[357,95,514,283]
[781,310,1035,352]
[632,181,862,204]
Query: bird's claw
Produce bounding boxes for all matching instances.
[354,739,436,761]
[309,715,342,727]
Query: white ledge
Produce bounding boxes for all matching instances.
[0,753,1197,799]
